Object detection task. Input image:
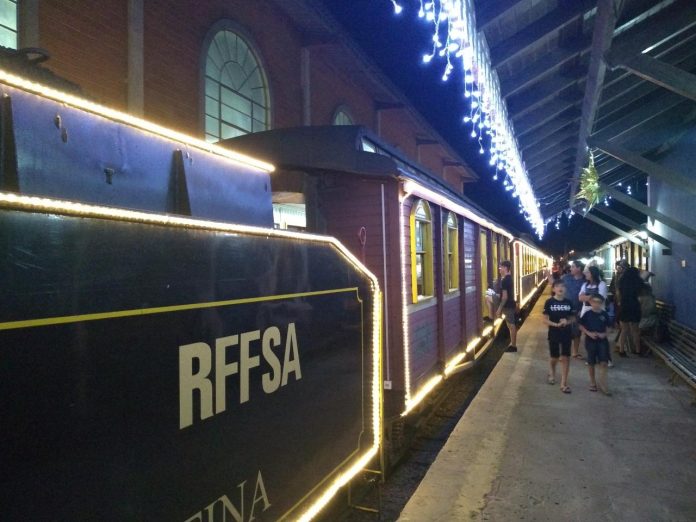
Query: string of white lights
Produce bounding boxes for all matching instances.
[387,0,544,237]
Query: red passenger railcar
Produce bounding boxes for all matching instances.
[228,126,551,454]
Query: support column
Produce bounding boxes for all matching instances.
[569,0,621,206]
[18,0,40,48]
[301,47,311,126]
[128,0,144,116]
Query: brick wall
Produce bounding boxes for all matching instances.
[310,47,376,128]
[39,1,128,109]
[142,0,304,135]
[33,0,464,190]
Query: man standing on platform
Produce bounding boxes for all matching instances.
[496,260,517,353]
[562,260,585,358]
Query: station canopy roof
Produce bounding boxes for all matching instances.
[475,0,696,229]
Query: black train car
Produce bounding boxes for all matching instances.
[0,71,381,522]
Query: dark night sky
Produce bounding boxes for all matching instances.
[319,0,617,256]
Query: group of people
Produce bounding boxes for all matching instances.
[486,257,657,395]
[544,259,657,395]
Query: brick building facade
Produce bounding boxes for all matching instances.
[5,0,477,196]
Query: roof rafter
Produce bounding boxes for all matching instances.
[568,0,621,208]
[489,0,595,68]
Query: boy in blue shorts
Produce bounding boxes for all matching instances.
[579,294,611,395]
[543,280,575,393]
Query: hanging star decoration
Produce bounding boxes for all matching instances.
[577,152,601,211]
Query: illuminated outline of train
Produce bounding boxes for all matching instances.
[0,70,550,521]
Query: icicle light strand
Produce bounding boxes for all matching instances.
[388,1,544,236]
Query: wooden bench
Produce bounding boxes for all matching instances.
[643,300,696,401]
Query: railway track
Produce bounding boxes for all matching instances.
[331,330,513,522]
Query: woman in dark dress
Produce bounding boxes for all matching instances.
[617,267,644,356]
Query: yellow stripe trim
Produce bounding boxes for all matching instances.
[0,288,359,331]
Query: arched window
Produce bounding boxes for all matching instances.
[203,25,270,142]
[0,1,18,49]
[444,212,459,292]
[410,199,433,302]
[332,108,353,126]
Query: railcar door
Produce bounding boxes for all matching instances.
[479,229,488,321]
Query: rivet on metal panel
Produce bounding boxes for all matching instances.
[54,114,61,128]
[104,168,115,185]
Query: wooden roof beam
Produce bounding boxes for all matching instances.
[506,64,588,118]
[475,0,529,31]
[583,213,646,247]
[568,0,621,207]
[588,137,696,195]
[518,116,581,149]
[600,183,696,241]
[527,156,573,180]
[499,34,594,98]
[592,92,687,143]
[529,164,574,185]
[608,0,696,62]
[605,51,696,102]
[593,205,672,247]
[512,94,582,133]
[516,105,582,138]
[523,138,577,169]
[599,28,696,107]
[520,125,580,155]
[535,174,571,188]
[489,0,595,68]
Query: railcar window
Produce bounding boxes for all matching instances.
[272,202,306,230]
[361,139,377,153]
[444,212,459,292]
[0,0,17,49]
[203,28,270,142]
[332,108,354,126]
[411,200,433,301]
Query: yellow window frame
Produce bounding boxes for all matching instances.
[410,199,434,303]
[444,212,459,292]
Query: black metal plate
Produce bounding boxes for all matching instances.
[0,209,376,521]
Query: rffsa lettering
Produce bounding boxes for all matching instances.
[179,323,302,429]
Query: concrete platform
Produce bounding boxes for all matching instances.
[399,295,696,522]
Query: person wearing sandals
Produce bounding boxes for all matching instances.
[543,280,576,393]
[561,260,585,359]
[579,294,611,395]
[579,265,612,367]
